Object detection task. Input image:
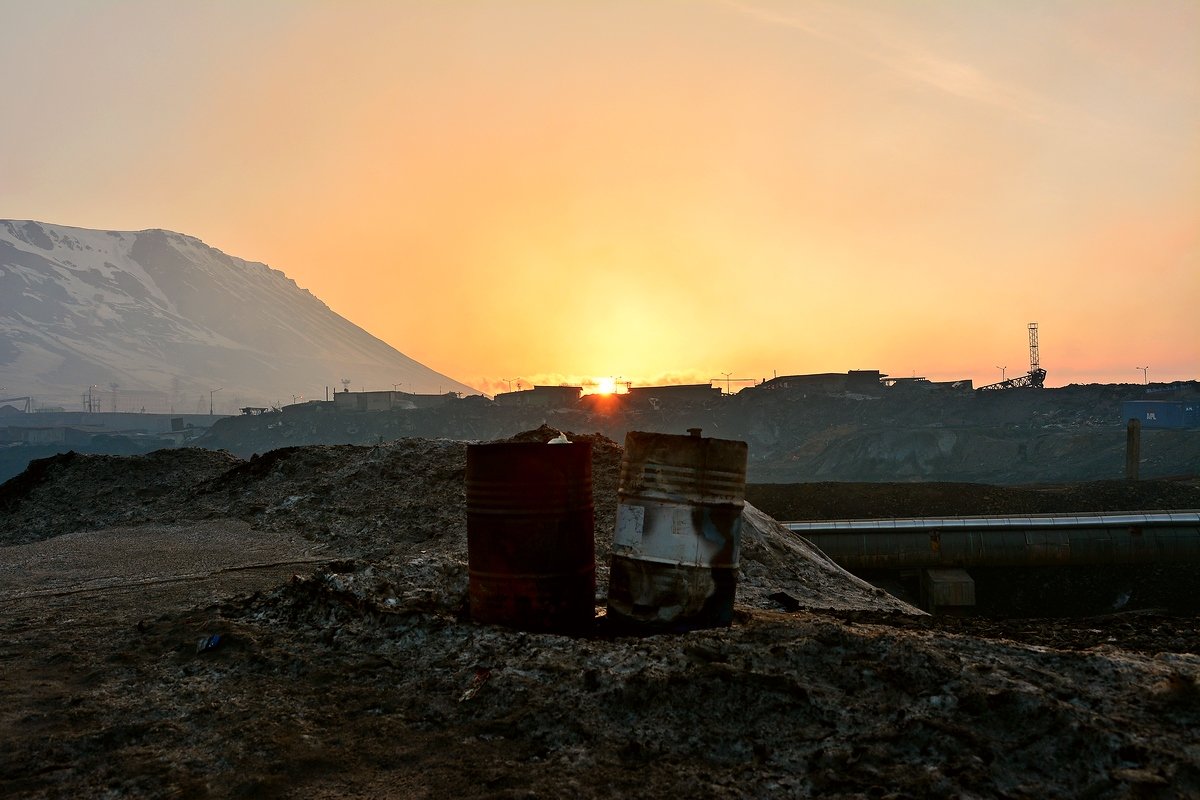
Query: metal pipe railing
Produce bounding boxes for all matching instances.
[783,511,1200,569]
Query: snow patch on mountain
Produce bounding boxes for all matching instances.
[0,220,477,410]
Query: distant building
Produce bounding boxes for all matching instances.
[847,370,886,393]
[493,386,582,409]
[402,391,458,409]
[332,389,459,412]
[625,384,721,406]
[757,373,846,393]
[757,371,886,395]
[334,390,398,412]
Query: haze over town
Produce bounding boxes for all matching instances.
[3,1,1197,394]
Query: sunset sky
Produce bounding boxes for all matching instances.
[3,0,1197,393]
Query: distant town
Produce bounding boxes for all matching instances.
[3,369,1197,487]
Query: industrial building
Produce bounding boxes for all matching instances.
[493,385,582,409]
[332,390,458,413]
[755,370,886,395]
[624,383,722,406]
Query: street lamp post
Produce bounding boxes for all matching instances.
[209,387,222,415]
[721,371,733,395]
[995,365,1007,382]
[1136,366,1149,385]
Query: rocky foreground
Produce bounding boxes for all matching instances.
[1,431,1198,798]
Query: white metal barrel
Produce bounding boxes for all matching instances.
[607,429,748,630]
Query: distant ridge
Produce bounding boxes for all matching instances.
[0,220,476,411]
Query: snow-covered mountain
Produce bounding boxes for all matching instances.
[0,220,477,411]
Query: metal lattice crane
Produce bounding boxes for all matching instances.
[1026,322,1046,387]
[978,322,1047,391]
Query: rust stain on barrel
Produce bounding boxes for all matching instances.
[466,441,595,633]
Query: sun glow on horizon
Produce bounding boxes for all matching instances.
[2,3,1196,392]
[580,376,631,396]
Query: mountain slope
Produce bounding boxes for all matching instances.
[0,220,476,410]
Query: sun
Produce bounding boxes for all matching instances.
[594,376,617,395]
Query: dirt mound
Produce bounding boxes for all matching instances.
[0,448,242,545]
[738,504,918,613]
[0,431,914,617]
[191,438,470,560]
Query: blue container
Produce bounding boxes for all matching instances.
[1121,400,1198,429]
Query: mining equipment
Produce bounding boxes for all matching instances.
[0,396,32,413]
[978,323,1047,391]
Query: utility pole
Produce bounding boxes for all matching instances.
[1136,366,1149,385]
[209,387,222,415]
[1126,418,1141,481]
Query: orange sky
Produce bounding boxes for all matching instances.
[3,1,1197,393]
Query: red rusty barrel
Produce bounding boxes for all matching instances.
[607,429,748,630]
[466,441,595,632]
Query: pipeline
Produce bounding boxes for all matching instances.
[784,511,1200,569]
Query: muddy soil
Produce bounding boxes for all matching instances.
[2,430,1198,798]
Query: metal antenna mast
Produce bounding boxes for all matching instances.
[1028,322,1040,374]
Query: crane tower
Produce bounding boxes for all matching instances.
[978,322,1047,390]
[1029,322,1040,375]
[1027,322,1046,387]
